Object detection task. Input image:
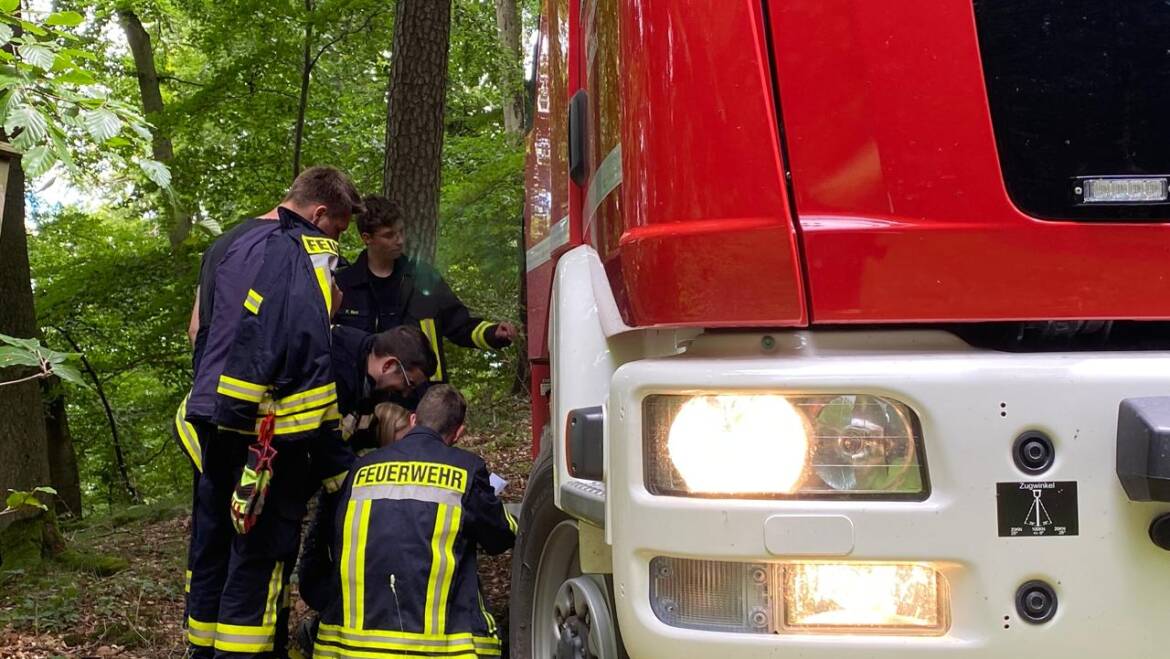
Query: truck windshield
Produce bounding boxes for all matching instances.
[973,0,1170,221]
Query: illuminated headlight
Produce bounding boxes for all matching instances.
[643,394,927,498]
[650,557,949,636]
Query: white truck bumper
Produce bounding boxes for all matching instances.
[603,331,1170,658]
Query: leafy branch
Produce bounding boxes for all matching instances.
[0,3,169,187]
[0,332,87,388]
[3,486,57,513]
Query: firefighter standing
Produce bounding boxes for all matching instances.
[184,167,364,658]
[314,385,517,658]
[334,195,518,383]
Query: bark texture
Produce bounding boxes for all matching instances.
[383,0,453,263]
[43,382,82,517]
[494,0,524,136]
[0,159,52,497]
[118,9,190,246]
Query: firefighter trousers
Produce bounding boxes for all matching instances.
[187,430,315,658]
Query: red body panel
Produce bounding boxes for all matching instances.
[600,0,807,328]
[769,0,1170,323]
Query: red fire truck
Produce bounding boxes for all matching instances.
[510,1,1170,657]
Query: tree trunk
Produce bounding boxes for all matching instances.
[494,0,524,137]
[383,0,453,264]
[56,329,140,505]
[118,9,191,247]
[43,381,82,517]
[0,155,52,499]
[292,0,315,180]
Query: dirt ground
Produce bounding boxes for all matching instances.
[0,402,533,659]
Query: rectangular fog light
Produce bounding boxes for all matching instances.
[1081,177,1168,204]
[650,557,948,636]
[784,562,947,634]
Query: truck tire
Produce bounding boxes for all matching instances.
[509,432,625,659]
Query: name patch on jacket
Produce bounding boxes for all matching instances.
[353,461,467,493]
[301,235,339,256]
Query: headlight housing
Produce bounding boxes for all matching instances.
[643,394,928,499]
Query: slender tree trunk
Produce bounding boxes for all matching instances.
[513,212,529,395]
[292,0,315,180]
[56,329,139,505]
[118,9,191,246]
[43,380,82,517]
[494,0,524,137]
[0,154,52,499]
[383,0,453,263]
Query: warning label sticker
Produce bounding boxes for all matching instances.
[996,481,1078,537]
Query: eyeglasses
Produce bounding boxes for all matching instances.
[394,359,414,389]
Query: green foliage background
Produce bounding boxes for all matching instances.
[25,0,531,510]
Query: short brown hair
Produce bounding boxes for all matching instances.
[371,325,436,377]
[358,195,404,235]
[415,385,467,437]
[284,166,364,217]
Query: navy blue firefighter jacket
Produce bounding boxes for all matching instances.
[315,426,517,658]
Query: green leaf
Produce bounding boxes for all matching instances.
[61,47,97,62]
[81,107,122,142]
[137,157,171,188]
[50,362,86,387]
[18,21,48,37]
[4,104,49,142]
[34,486,57,496]
[18,43,54,71]
[45,12,84,28]
[50,128,75,172]
[0,22,12,46]
[0,333,40,351]
[0,346,41,368]
[5,490,47,512]
[195,216,223,236]
[55,68,94,85]
[0,0,18,14]
[22,144,55,177]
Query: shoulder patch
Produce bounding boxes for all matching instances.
[301,235,339,256]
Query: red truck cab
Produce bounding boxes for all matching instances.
[512,2,1170,658]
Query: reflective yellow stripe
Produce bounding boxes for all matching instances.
[266,403,340,435]
[504,508,518,534]
[341,500,359,628]
[420,318,443,381]
[315,624,502,655]
[174,394,203,472]
[270,382,338,415]
[436,506,461,634]
[263,561,283,627]
[187,616,216,647]
[217,375,267,403]
[322,470,348,493]
[355,501,371,630]
[471,321,494,351]
[315,266,332,312]
[424,503,461,635]
[213,620,277,653]
[244,289,264,314]
[478,591,496,636]
[184,569,192,594]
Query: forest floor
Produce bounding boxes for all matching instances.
[0,394,533,659]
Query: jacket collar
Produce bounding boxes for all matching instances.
[337,249,415,291]
[276,205,323,234]
[402,425,447,445]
